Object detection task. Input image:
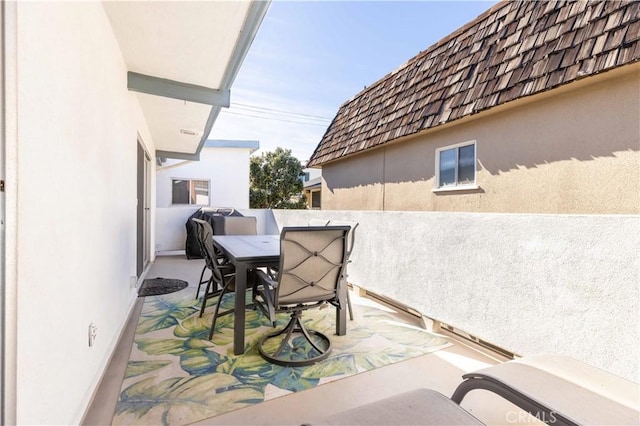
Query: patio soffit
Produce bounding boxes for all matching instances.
[102,1,269,160]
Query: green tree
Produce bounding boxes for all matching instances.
[250,147,307,209]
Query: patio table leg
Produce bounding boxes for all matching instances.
[336,283,347,336]
[234,262,247,355]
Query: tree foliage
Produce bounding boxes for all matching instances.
[249,147,307,209]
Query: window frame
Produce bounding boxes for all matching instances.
[433,140,478,192]
[170,178,211,206]
[310,189,321,209]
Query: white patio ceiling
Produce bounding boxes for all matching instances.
[102,1,269,160]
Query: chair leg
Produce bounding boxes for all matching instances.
[258,310,332,367]
[254,285,277,327]
[272,314,298,358]
[199,277,212,317]
[195,265,208,299]
[346,289,354,321]
[209,280,233,340]
[294,312,327,355]
[199,277,222,318]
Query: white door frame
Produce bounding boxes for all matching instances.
[137,138,152,279]
[2,2,18,424]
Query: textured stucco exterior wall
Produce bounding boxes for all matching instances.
[272,209,640,383]
[156,147,252,209]
[155,147,253,252]
[155,208,277,254]
[12,2,154,424]
[323,150,385,210]
[321,66,640,214]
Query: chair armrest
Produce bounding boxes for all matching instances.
[451,355,640,426]
[255,268,278,289]
[217,263,235,274]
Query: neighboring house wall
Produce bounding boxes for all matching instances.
[272,209,639,383]
[304,186,322,209]
[301,167,321,183]
[7,2,154,424]
[155,145,254,252]
[303,177,322,209]
[302,168,322,209]
[321,65,640,213]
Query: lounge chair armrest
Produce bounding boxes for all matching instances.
[451,354,640,426]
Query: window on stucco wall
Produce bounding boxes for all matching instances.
[435,141,476,190]
[172,178,210,206]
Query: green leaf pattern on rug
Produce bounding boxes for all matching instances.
[115,374,262,426]
[124,360,172,379]
[114,288,451,425]
[304,353,358,378]
[216,346,272,377]
[136,294,199,334]
[179,348,224,376]
[136,338,186,356]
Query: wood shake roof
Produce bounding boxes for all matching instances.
[308,0,640,167]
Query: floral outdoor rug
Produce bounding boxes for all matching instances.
[112,287,451,425]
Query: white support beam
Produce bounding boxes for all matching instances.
[155,150,199,161]
[127,72,230,107]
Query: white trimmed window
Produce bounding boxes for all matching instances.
[171,179,210,205]
[435,141,477,189]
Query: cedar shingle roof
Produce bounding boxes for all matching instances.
[308,0,640,167]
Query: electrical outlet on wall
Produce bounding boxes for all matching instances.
[88,323,98,347]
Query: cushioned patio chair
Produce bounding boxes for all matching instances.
[307,219,358,321]
[327,220,358,321]
[193,228,229,301]
[193,218,259,341]
[192,220,212,300]
[451,353,640,426]
[188,208,238,298]
[191,219,234,318]
[221,216,257,235]
[191,218,220,300]
[253,225,350,366]
[317,354,640,425]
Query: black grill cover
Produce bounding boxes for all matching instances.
[185,208,243,259]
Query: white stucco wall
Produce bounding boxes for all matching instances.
[302,167,321,181]
[236,208,280,235]
[272,210,640,383]
[155,147,252,252]
[155,208,279,255]
[11,3,154,424]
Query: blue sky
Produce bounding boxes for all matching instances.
[209,0,498,163]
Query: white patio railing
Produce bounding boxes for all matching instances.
[155,207,639,383]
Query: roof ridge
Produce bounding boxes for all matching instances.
[338,1,510,109]
[309,0,640,166]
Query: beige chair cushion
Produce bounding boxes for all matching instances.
[222,216,257,235]
[315,388,484,425]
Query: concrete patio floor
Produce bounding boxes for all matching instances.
[82,255,542,425]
